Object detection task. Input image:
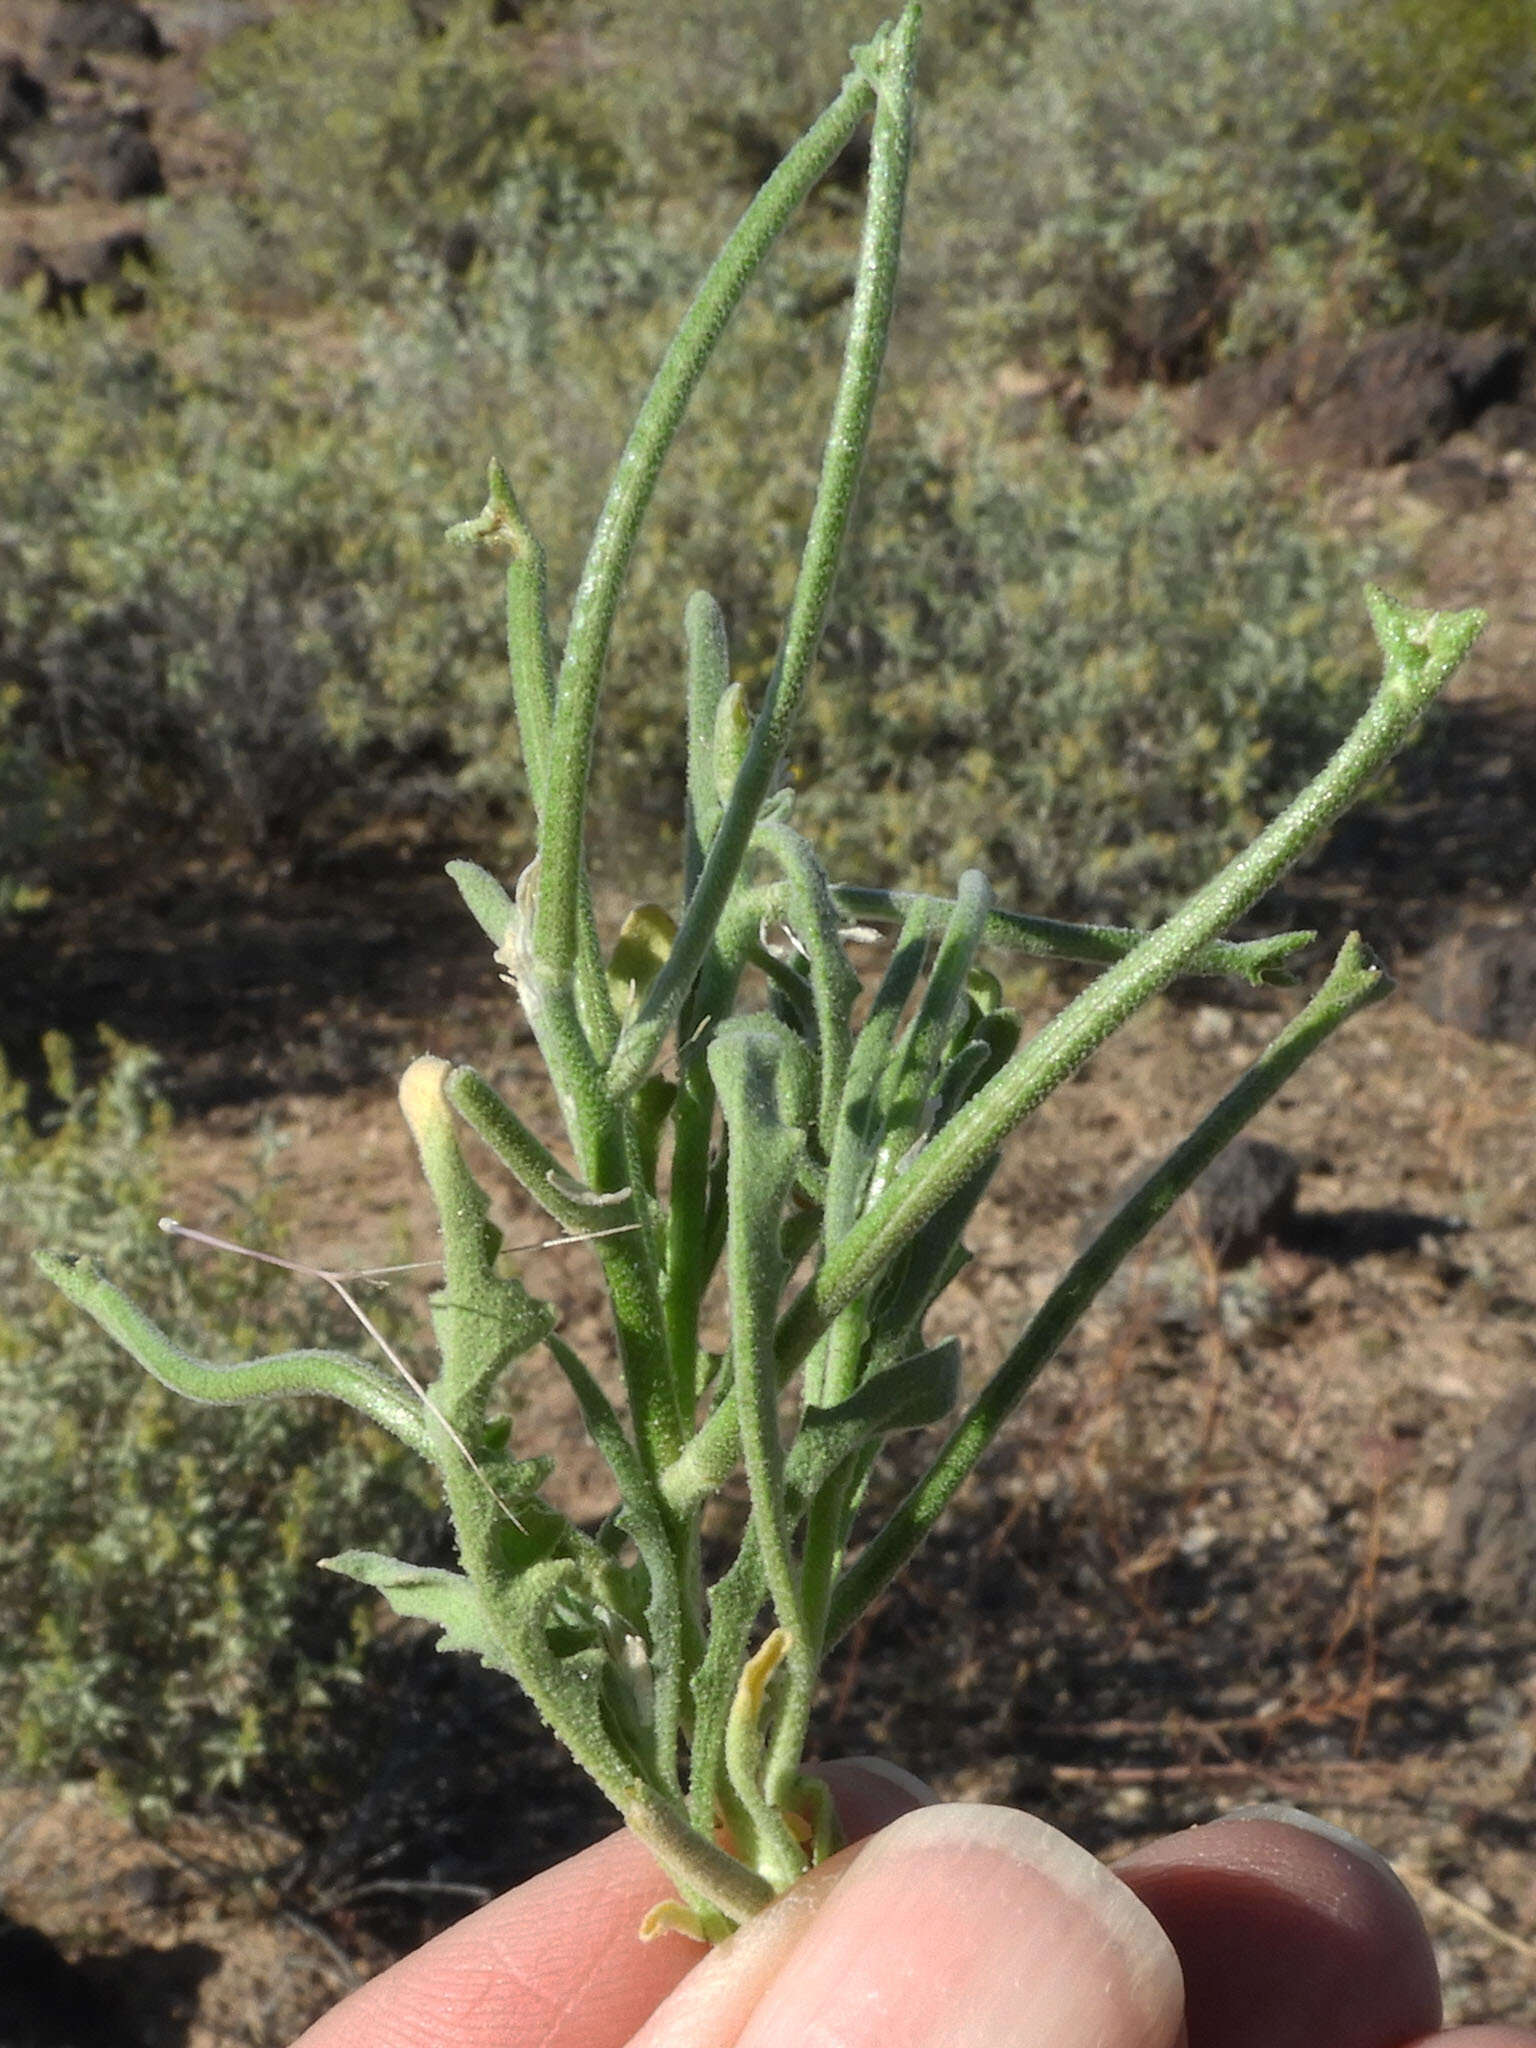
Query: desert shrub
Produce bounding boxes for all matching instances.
[196,0,612,302]
[0,685,65,917]
[0,1036,443,1822]
[1320,0,1536,329]
[0,299,512,852]
[921,0,1536,376]
[526,0,882,202]
[797,403,1390,921]
[359,252,1394,920]
[920,0,1408,379]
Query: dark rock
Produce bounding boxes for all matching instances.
[1400,450,1511,515]
[1081,1136,1301,1269]
[0,241,85,313]
[1189,323,1527,469]
[52,226,154,308]
[1,231,149,311]
[43,0,166,60]
[62,225,152,284]
[0,1913,145,2048]
[152,0,262,39]
[1189,1138,1300,1264]
[1435,1383,1536,1618]
[409,0,520,27]
[1418,914,1536,1051]
[79,116,162,199]
[0,54,49,137]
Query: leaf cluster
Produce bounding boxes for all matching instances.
[37,4,1488,1933]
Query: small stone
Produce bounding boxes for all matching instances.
[1078,1136,1301,1269]
[1189,1003,1235,1049]
[1435,1383,1536,1617]
[1400,451,1510,515]
[1191,1138,1300,1265]
[82,118,163,200]
[1418,914,1536,1051]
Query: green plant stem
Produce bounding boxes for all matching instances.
[662,595,1481,1515]
[626,1784,778,1926]
[444,1064,627,1238]
[606,8,920,1100]
[665,889,773,1415]
[826,885,1315,985]
[780,596,1481,1359]
[545,1334,686,1795]
[531,61,882,992]
[826,931,1390,1639]
[687,1531,767,1842]
[685,589,732,899]
[448,491,613,1052]
[512,959,681,1473]
[33,1252,440,1461]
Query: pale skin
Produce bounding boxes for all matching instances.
[292,1764,1536,2048]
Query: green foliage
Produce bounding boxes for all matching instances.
[922,0,1407,377]
[918,0,1536,375]
[0,684,64,917]
[800,405,1393,920]
[1321,0,1536,328]
[10,0,1525,905]
[0,1037,441,1820]
[0,298,505,848]
[197,0,613,301]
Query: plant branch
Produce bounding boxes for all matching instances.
[531,56,884,988]
[827,931,1393,1637]
[605,7,921,1098]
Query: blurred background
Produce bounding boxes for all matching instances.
[2,3,1536,2041]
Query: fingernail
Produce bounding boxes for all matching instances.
[838,1756,940,1806]
[737,1804,1182,2048]
[1208,1803,1413,1900]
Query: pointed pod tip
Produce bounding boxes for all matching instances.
[1328,930,1395,1008]
[1365,585,1487,701]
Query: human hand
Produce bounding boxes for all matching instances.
[291,1764,1536,2048]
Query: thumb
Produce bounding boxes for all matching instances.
[629,1804,1185,2048]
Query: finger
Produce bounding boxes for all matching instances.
[289,1759,932,2048]
[290,1825,695,2048]
[628,1803,1184,2048]
[1115,1805,1442,2048]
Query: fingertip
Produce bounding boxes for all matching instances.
[1117,1810,1441,2048]
[697,1803,1183,2048]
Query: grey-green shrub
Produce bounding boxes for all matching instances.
[0,1037,442,1820]
[919,0,1536,374]
[921,0,1408,377]
[0,298,506,849]
[3,264,1394,922]
[799,404,1392,921]
[194,0,612,302]
[1321,0,1536,331]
